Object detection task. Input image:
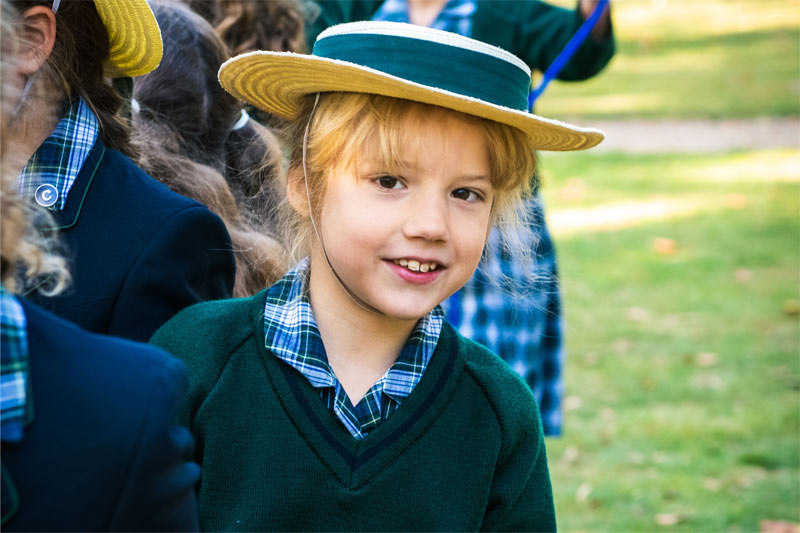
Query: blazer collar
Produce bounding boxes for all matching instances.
[50,139,106,231]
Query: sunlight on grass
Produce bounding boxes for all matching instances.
[538,149,799,531]
[613,0,799,39]
[681,149,800,183]
[539,0,799,119]
[548,196,708,236]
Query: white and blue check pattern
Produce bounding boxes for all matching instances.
[372,0,476,36]
[18,97,99,211]
[442,196,564,435]
[264,259,443,439]
[1,285,29,443]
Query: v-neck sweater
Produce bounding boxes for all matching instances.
[151,290,556,532]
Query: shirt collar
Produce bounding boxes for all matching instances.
[18,96,100,211]
[1,285,29,443]
[263,258,444,402]
[371,0,476,36]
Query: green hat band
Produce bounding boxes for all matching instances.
[313,33,531,112]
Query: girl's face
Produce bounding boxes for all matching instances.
[308,110,493,324]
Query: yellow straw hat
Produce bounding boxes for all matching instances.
[93,0,163,77]
[219,21,604,151]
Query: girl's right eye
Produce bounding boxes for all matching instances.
[375,175,404,190]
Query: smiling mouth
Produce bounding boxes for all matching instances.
[393,258,440,273]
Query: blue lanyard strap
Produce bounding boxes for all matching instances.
[528,0,609,108]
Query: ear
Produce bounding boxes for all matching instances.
[16,6,57,78]
[286,166,310,216]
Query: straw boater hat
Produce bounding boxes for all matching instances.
[93,0,163,77]
[218,21,604,152]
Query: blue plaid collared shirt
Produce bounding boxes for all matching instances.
[372,0,476,36]
[264,259,443,440]
[18,97,99,211]
[1,285,29,443]
[442,196,564,435]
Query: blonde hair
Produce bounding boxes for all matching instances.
[1,0,70,295]
[277,92,538,271]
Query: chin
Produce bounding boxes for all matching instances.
[373,299,438,322]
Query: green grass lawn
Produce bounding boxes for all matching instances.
[538,148,800,531]
[537,0,800,119]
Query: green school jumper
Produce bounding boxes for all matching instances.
[151,291,556,532]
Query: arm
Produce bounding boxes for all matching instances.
[512,0,615,81]
[107,205,236,343]
[108,354,201,531]
[481,408,556,532]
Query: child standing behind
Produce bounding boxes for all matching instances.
[151,21,603,531]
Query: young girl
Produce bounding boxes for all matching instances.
[152,21,603,531]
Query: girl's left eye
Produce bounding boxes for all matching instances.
[452,188,483,202]
[375,175,404,190]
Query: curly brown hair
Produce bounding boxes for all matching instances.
[185,0,307,55]
[132,0,289,296]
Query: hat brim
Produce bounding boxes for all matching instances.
[219,51,604,152]
[95,0,162,78]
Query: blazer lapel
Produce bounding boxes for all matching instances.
[50,139,106,231]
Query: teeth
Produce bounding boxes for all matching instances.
[393,259,440,272]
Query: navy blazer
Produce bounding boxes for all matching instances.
[1,297,200,531]
[27,138,236,342]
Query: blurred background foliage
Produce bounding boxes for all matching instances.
[528,0,799,531]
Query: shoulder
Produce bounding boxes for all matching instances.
[151,292,264,384]
[21,297,189,435]
[95,146,231,251]
[95,145,213,218]
[456,331,542,435]
[22,297,185,388]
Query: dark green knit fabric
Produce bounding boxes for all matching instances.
[305,0,615,83]
[151,291,556,532]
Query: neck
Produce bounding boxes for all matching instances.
[308,255,419,405]
[3,92,63,177]
[407,0,448,27]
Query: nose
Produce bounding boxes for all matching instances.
[403,193,448,242]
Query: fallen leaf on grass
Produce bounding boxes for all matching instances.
[724,194,749,209]
[627,306,649,322]
[760,520,800,533]
[564,395,582,411]
[653,237,677,255]
[697,352,719,367]
[656,513,684,526]
[576,483,592,502]
[562,445,580,465]
[692,373,724,390]
[783,299,799,316]
[628,452,645,464]
[612,339,632,353]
